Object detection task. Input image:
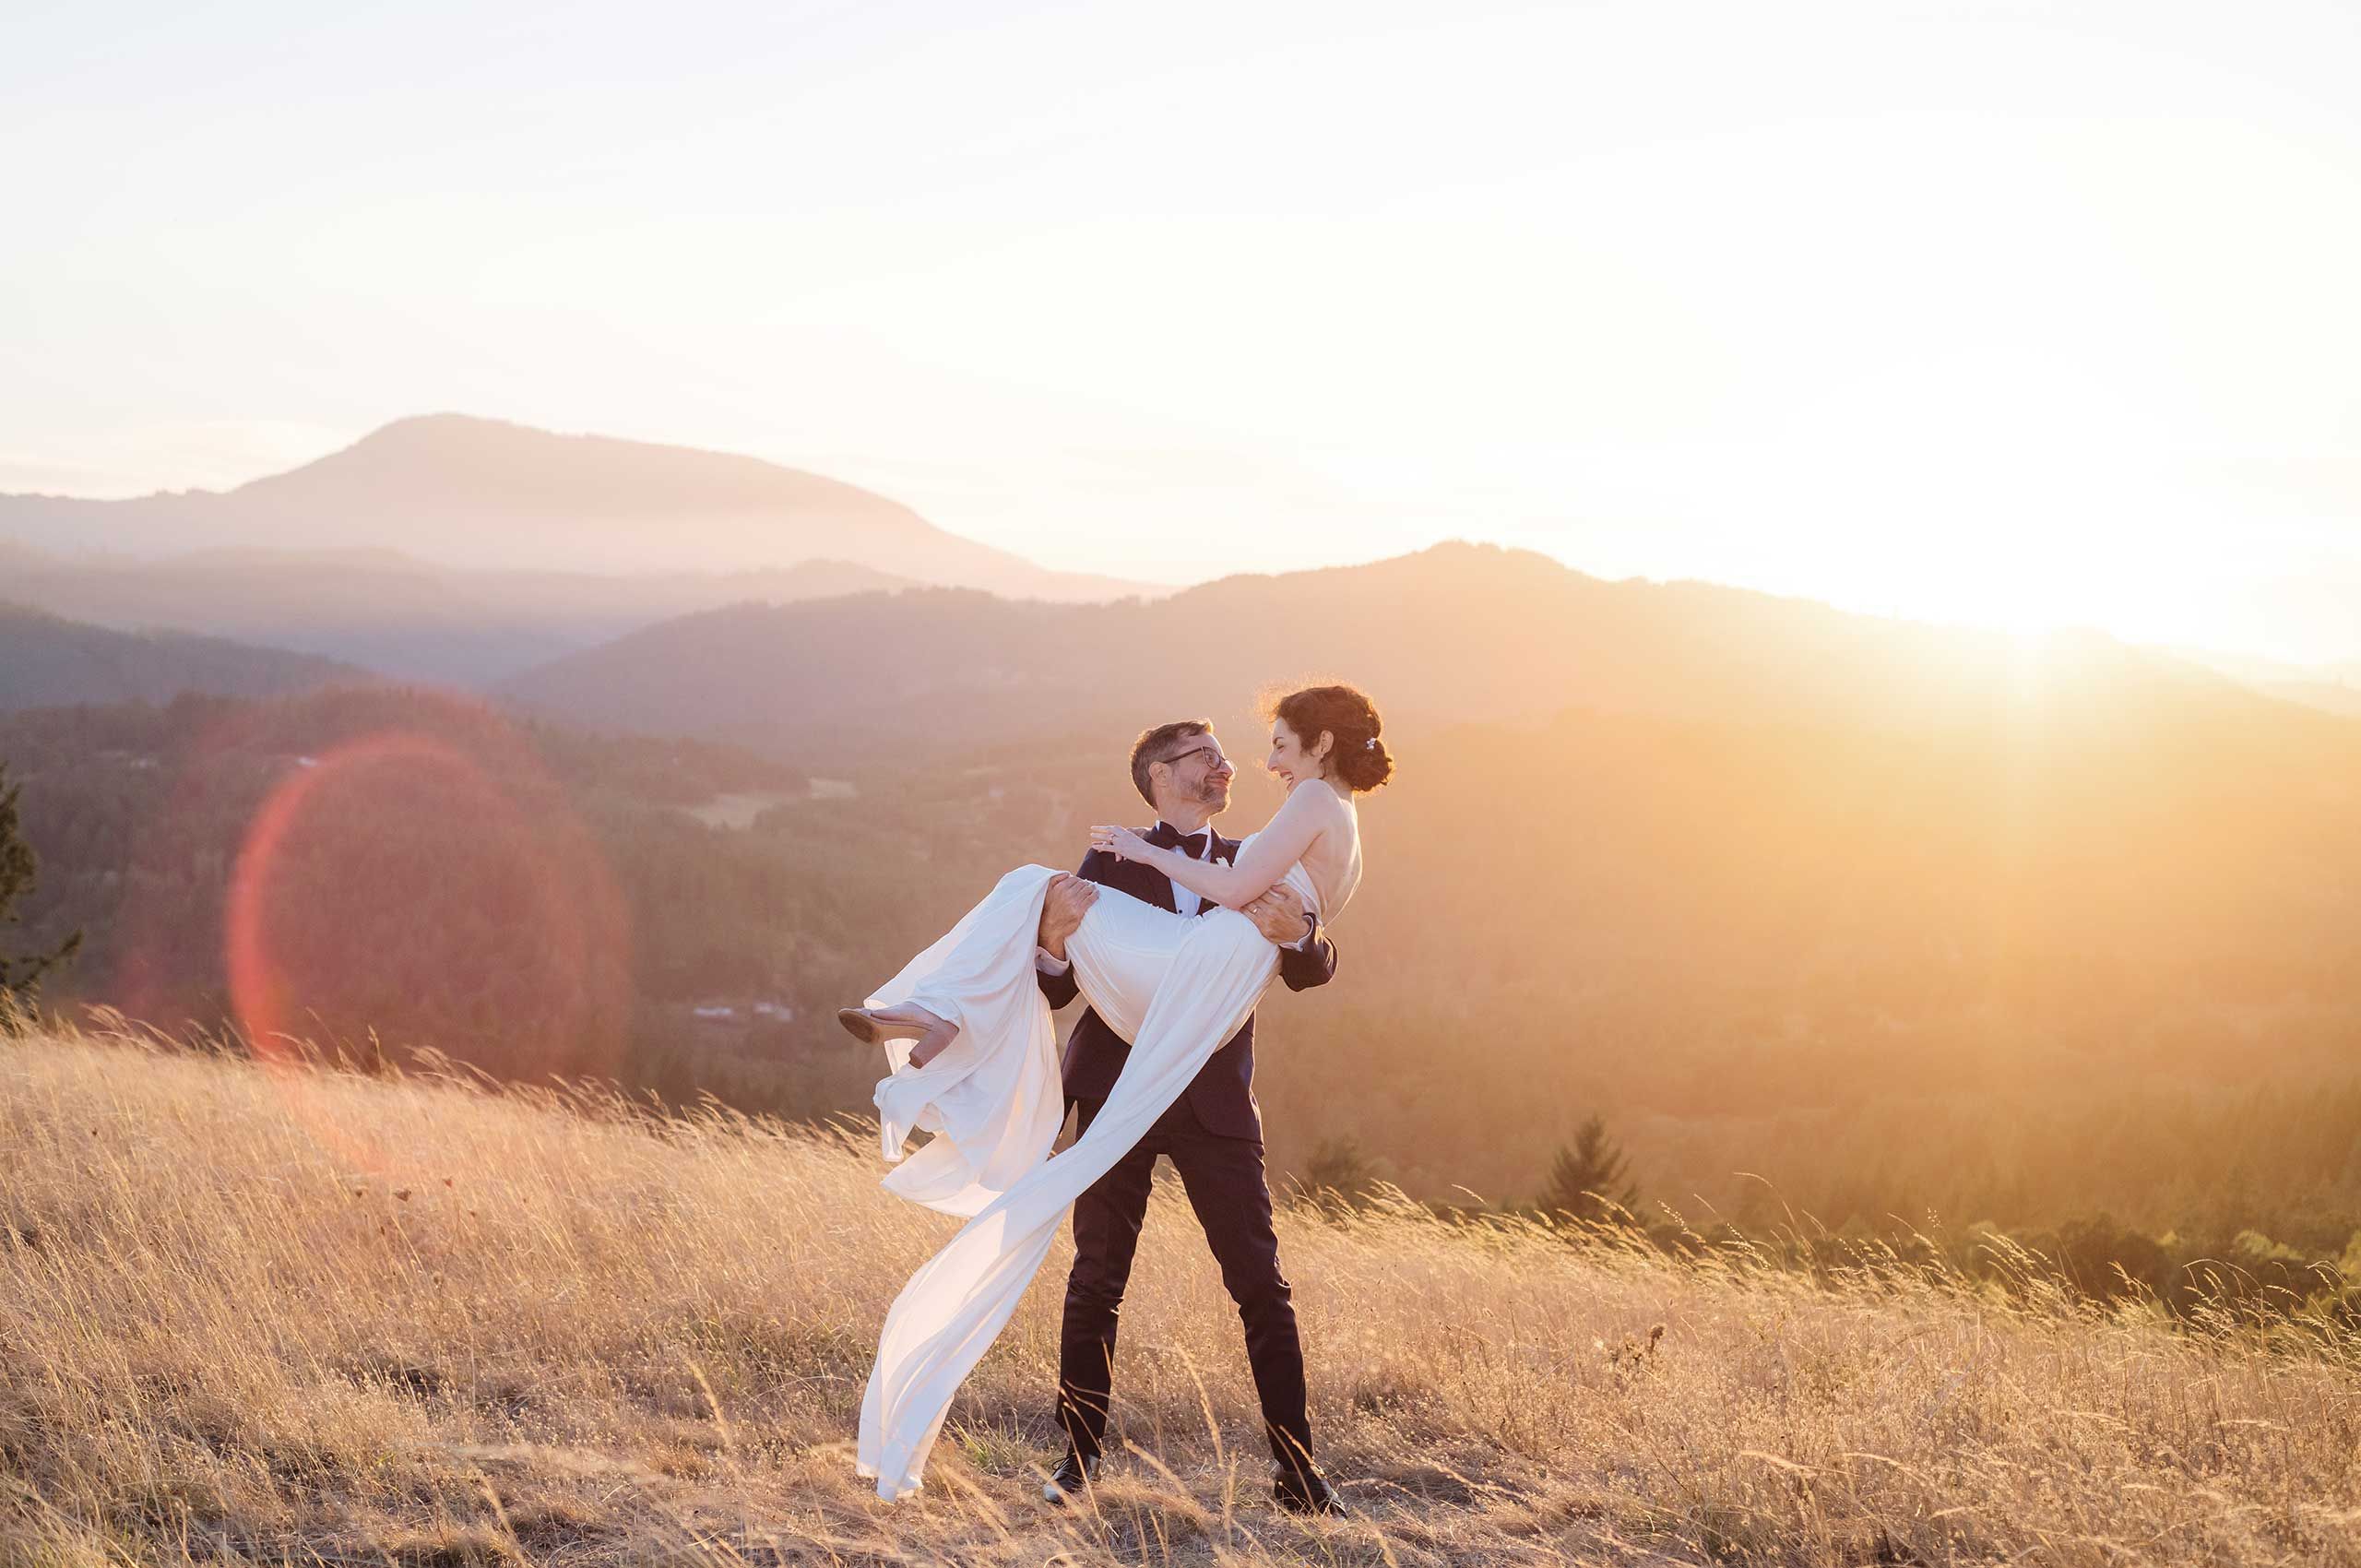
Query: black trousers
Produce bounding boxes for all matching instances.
[1055,1093,1315,1478]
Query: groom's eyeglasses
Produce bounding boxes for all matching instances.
[1163,742,1230,773]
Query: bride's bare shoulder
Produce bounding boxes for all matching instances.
[1281,778,1354,824]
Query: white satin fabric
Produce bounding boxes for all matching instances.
[854,846,1315,1499]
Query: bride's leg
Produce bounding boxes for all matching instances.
[904,1019,958,1068]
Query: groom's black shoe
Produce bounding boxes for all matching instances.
[1042,1449,1100,1506]
[1273,1465,1347,1516]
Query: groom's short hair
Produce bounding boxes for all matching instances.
[1130,719,1212,807]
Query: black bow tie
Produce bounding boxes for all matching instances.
[1150,824,1210,859]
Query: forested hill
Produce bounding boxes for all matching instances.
[0,603,362,710]
[8,674,2361,1246]
[0,688,803,1082]
[495,540,2289,762]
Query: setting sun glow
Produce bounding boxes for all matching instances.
[6,0,2358,665]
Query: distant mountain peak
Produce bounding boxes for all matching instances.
[324,411,740,468]
[232,411,881,512]
[320,411,545,460]
[0,414,1153,599]
[364,410,522,437]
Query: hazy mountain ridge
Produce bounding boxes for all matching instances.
[2166,644,2361,720]
[498,540,2290,761]
[0,546,919,683]
[2252,679,2361,719]
[0,602,363,711]
[0,413,1149,601]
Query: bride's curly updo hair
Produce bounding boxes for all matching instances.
[1265,683,1394,792]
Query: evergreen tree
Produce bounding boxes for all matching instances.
[0,760,80,1017]
[1541,1113,1638,1223]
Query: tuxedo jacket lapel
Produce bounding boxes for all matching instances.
[1108,851,1179,914]
[1115,826,1234,915]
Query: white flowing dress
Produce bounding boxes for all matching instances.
[853,826,1353,1500]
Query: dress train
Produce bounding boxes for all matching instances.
[852,862,1289,1498]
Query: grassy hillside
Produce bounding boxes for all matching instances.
[5,1027,2358,1565]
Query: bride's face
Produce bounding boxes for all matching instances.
[1265,719,1329,787]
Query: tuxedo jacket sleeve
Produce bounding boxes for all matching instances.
[1037,936,1083,1011]
[1038,960,1082,1010]
[1276,920,1339,992]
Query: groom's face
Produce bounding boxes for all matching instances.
[1155,731,1234,819]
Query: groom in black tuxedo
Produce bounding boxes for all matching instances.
[1031,719,1347,1515]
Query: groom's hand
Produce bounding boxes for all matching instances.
[1038,873,1098,961]
[1244,883,1313,947]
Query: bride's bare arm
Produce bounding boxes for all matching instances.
[1090,786,1330,909]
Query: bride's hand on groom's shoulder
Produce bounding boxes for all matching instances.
[1088,825,1151,863]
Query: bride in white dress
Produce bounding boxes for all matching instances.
[838,683,1391,1500]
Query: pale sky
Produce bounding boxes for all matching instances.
[6,1,2359,661]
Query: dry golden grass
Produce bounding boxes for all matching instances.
[6,1022,2361,1566]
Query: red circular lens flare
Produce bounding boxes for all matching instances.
[222,724,631,1165]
